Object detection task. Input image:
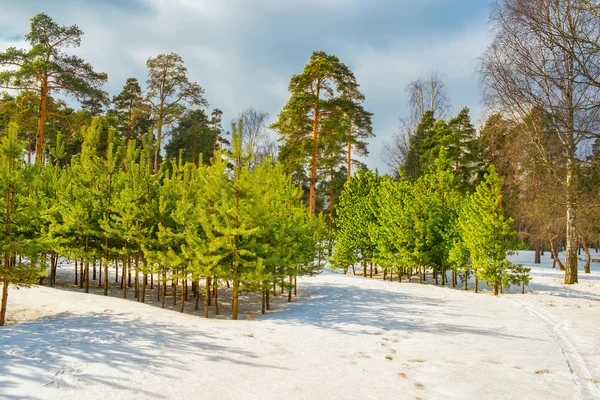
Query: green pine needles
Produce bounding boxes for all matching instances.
[0,118,325,325]
[333,153,530,296]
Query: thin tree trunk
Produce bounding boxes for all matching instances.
[162,271,167,308]
[551,240,566,271]
[84,261,89,294]
[173,274,177,306]
[194,280,199,311]
[135,256,139,300]
[180,275,185,313]
[35,81,48,164]
[262,284,266,315]
[75,259,78,285]
[214,280,219,315]
[104,260,109,296]
[80,260,84,289]
[266,281,270,311]
[0,252,9,326]
[534,239,541,264]
[122,257,127,299]
[582,236,591,274]
[204,276,211,318]
[232,261,240,320]
[142,272,147,303]
[287,275,292,302]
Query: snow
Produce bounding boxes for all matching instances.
[1,251,599,400]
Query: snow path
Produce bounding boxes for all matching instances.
[1,251,599,400]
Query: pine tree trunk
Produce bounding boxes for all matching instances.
[103,260,109,296]
[93,260,97,280]
[80,260,84,289]
[534,239,541,264]
[180,276,185,313]
[0,253,9,326]
[261,284,266,315]
[294,276,297,296]
[115,261,119,283]
[135,261,139,300]
[49,254,55,287]
[150,272,153,289]
[122,257,127,299]
[162,271,167,308]
[157,272,161,301]
[128,256,132,288]
[98,260,102,288]
[352,265,356,275]
[207,276,212,306]
[474,272,478,294]
[142,273,147,303]
[173,275,177,306]
[184,277,188,301]
[74,259,78,285]
[214,281,219,315]
[369,262,373,278]
[84,262,90,294]
[204,276,211,318]
[493,280,499,296]
[287,275,292,302]
[194,280,199,311]
[383,268,387,280]
[35,81,48,164]
[232,261,240,320]
[308,92,320,217]
[266,282,270,311]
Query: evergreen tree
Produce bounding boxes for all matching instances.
[146,53,208,172]
[0,13,108,163]
[0,123,46,326]
[271,50,367,216]
[457,166,523,295]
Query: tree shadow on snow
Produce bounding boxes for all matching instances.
[261,282,532,341]
[0,312,284,399]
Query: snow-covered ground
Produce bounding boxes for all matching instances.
[1,251,599,400]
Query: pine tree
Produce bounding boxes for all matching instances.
[0,122,46,325]
[271,50,366,216]
[0,13,108,163]
[458,166,523,295]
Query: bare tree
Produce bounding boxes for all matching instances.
[237,107,270,167]
[382,119,415,177]
[481,0,600,284]
[407,71,451,123]
[383,72,451,175]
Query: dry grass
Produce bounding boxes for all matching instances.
[535,369,551,375]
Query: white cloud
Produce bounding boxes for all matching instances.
[0,0,493,172]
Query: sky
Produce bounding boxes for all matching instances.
[0,0,493,173]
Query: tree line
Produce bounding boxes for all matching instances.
[1,3,600,324]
